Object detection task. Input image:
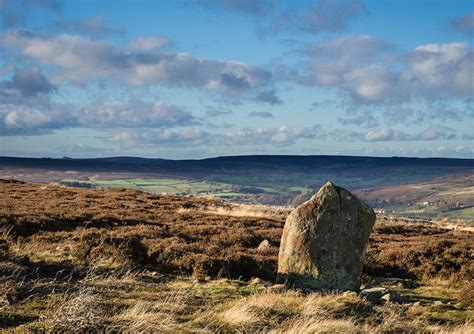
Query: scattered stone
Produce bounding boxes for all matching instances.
[249,277,271,286]
[360,287,388,303]
[342,291,358,298]
[412,302,422,307]
[278,181,376,291]
[257,239,273,251]
[433,300,445,307]
[193,277,206,284]
[250,277,262,285]
[267,283,286,293]
[381,294,391,303]
[381,292,403,303]
[384,277,405,283]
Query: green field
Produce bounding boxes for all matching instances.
[58,173,473,221]
[59,177,253,199]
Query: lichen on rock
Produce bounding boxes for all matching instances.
[278,181,376,291]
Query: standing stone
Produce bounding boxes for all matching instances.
[278,181,375,291]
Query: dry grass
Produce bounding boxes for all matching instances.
[107,292,190,333]
[274,317,360,334]
[179,203,291,220]
[434,218,474,233]
[197,288,473,333]
[201,291,390,333]
[40,289,106,332]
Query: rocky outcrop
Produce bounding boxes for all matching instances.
[278,181,375,291]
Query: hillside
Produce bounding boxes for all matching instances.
[1,155,473,220]
[1,156,473,188]
[354,173,474,220]
[0,179,472,332]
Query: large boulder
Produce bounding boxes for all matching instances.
[278,181,375,291]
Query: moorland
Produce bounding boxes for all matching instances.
[0,179,472,332]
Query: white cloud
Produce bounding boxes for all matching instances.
[110,128,211,147]
[0,97,196,135]
[403,42,473,98]
[76,100,196,128]
[363,126,456,142]
[1,30,273,98]
[292,36,473,106]
[222,125,321,145]
[364,128,403,142]
[331,125,458,142]
[0,102,76,135]
[110,124,322,148]
[127,36,170,51]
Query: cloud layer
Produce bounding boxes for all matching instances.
[111,124,322,148]
[0,1,472,158]
[291,36,473,105]
[1,30,274,99]
[201,0,366,35]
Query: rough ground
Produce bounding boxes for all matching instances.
[0,179,472,332]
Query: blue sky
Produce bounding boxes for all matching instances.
[0,0,473,159]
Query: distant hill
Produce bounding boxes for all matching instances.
[1,154,473,175]
[1,155,473,219]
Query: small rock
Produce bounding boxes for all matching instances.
[381,292,403,303]
[412,302,422,307]
[267,283,286,293]
[342,291,358,298]
[249,277,270,286]
[454,303,463,309]
[257,239,272,251]
[360,287,388,303]
[433,300,445,307]
[342,291,357,298]
[383,277,406,284]
[251,277,262,284]
[193,277,206,284]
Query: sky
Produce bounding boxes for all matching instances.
[0,0,473,159]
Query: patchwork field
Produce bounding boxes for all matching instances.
[0,179,472,332]
[355,174,474,220]
[1,155,473,221]
[53,173,474,221]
